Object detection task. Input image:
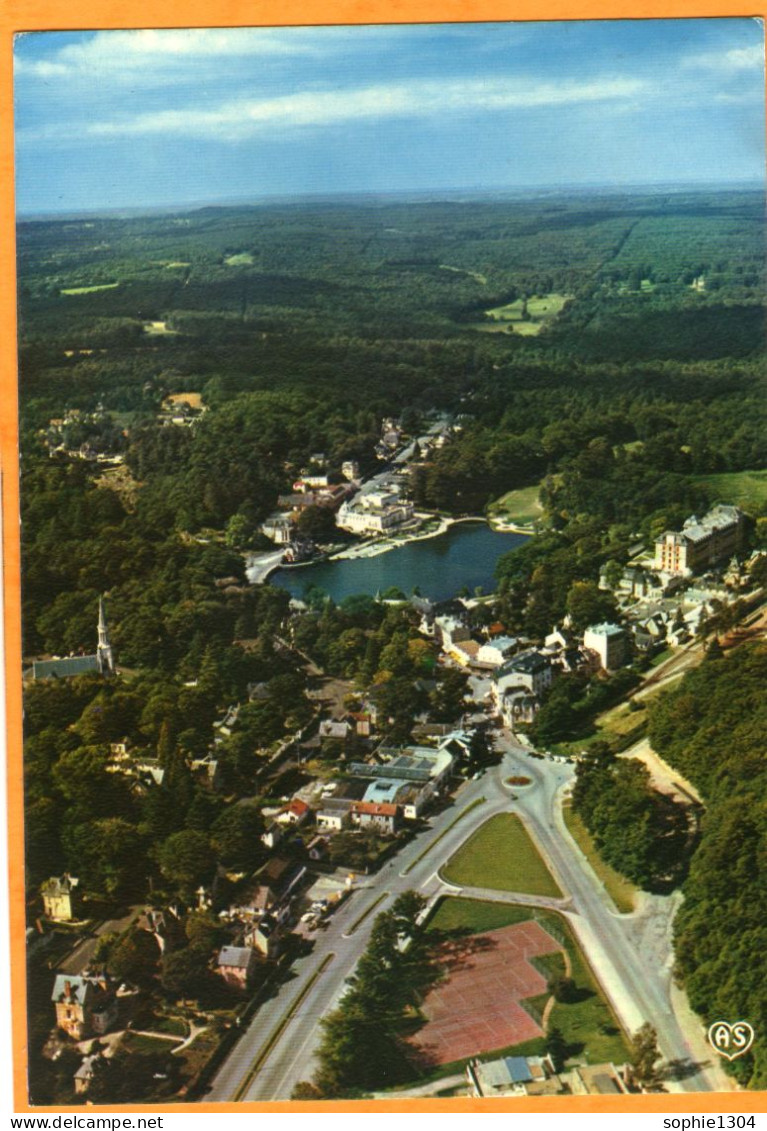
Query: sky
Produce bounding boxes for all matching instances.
[13,19,766,215]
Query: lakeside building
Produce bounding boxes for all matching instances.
[262,513,294,544]
[336,490,415,536]
[654,505,744,577]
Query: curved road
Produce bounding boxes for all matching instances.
[206,736,728,1101]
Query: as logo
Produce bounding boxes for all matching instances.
[708,1021,755,1060]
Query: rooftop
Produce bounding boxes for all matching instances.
[584,623,625,637]
[33,655,100,679]
[218,946,254,969]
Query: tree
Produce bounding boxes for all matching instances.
[160,944,213,999]
[296,505,337,543]
[630,1022,662,1089]
[65,817,146,898]
[548,974,578,1003]
[544,1025,568,1072]
[158,830,214,895]
[108,928,161,988]
[291,1081,325,1099]
[429,668,468,722]
[565,580,619,635]
[210,803,265,872]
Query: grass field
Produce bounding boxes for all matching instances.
[480,292,571,336]
[61,282,120,295]
[487,483,543,526]
[441,814,562,898]
[120,1032,181,1055]
[427,897,629,1067]
[693,469,767,512]
[562,804,636,914]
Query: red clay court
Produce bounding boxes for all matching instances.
[411,920,563,1065]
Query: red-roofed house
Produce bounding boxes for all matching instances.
[350,801,399,834]
[278,798,311,826]
[449,639,482,667]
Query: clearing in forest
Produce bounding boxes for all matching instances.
[487,483,543,526]
[60,282,120,295]
[479,291,571,336]
[692,469,767,513]
[225,251,255,266]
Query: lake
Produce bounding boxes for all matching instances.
[269,520,528,603]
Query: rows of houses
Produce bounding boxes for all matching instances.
[315,738,462,833]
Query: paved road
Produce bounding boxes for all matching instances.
[206,737,725,1101]
[56,904,140,975]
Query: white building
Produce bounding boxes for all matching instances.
[476,635,521,668]
[337,492,414,536]
[582,623,627,671]
[262,513,294,544]
[492,651,553,705]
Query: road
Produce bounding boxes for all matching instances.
[205,733,728,1101]
[56,904,140,975]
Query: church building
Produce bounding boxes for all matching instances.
[31,596,115,680]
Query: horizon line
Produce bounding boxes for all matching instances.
[16,177,766,223]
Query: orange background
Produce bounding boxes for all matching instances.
[1,0,765,1114]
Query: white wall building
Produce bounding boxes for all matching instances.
[582,623,627,671]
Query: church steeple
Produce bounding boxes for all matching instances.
[97,595,114,675]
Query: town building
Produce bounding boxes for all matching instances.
[449,639,482,667]
[568,1063,629,1095]
[41,875,80,921]
[252,857,307,918]
[434,614,471,650]
[261,513,294,544]
[492,651,553,705]
[246,913,280,959]
[654,505,744,577]
[51,975,118,1041]
[316,799,352,832]
[350,801,399,833]
[499,689,539,728]
[216,945,257,989]
[476,636,522,668]
[467,1055,562,1097]
[582,623,627,671]
[135,905,185,953]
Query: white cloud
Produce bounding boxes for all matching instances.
[14,27,348,83]
[683,42,764,72]
[53,75,646,142]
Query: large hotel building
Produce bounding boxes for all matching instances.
[654,505,744,576]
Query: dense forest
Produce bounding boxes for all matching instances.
[648,643,767,1089]
[16,187,767,1094]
